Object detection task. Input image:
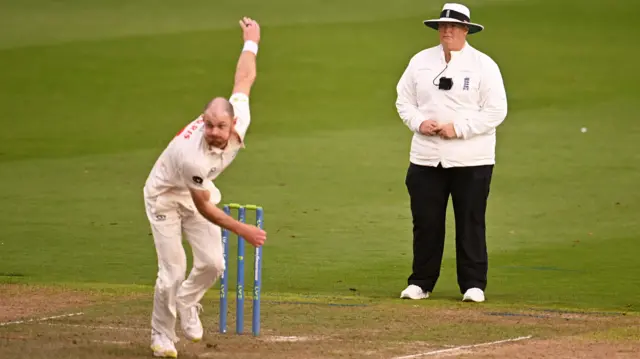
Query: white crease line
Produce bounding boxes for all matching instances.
[263,335,321,342]
[91,340,131,345]
[0,312,84,327]
[391,335,533,359]
[47,323,147,331]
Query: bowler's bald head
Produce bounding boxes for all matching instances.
[203,97,234,122]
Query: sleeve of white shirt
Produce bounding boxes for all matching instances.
[454,57,508,140]
[395,57,425,133]
[230,92,251,141]
[181,159,209,191]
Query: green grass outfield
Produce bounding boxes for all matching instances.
[1,0,639,315]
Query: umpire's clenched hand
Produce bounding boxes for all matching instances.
[437,123,458,139]
[419,120,440,136]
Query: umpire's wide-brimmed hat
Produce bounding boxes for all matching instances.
[423,3,484,34]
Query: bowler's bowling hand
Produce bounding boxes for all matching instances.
[419,120,439,136]
[437,123,458,139]
[239,224,267,247]
[239,17,260,44]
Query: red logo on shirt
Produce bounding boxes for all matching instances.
[175,119,204,139]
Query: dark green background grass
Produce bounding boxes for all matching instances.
[1,0,638,312]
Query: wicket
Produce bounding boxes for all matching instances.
[219,203,263,336]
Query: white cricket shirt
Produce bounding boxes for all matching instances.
[143,93,251,205]
[395,41,508,167]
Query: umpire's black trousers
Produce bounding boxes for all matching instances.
[405,162,493,294]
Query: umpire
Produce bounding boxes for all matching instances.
[395,3,508,302]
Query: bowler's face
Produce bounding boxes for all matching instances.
[438,22,468,48]
[203,113,235,149]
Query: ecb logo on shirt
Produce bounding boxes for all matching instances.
[463,77,470,91]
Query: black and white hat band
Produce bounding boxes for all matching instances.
[440,9,471,23]
[423,3,485,34]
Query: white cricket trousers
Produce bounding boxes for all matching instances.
[145,194,224,342]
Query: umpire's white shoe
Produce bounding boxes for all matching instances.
[462,288,485,302]
[151,330,177,358]
[400,284,429,299]
[179,303,203,342]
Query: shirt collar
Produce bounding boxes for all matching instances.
[440,41,470,62]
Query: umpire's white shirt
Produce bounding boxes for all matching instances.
[396,41,507,167]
